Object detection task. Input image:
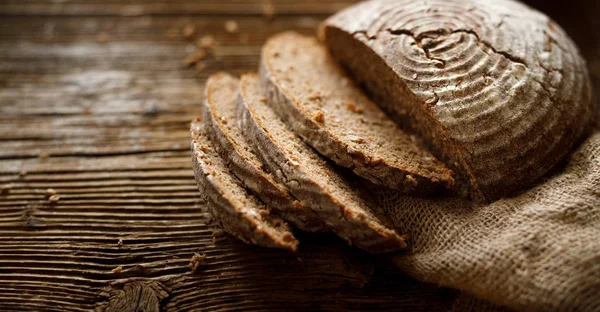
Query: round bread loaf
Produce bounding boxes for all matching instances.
[321,0,596,202]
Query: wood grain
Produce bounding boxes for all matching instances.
[0,2,456,311]
[0,0,597,310]
[0,0,360,16]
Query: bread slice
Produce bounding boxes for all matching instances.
[191,118,298,251]
[202,73,326,232]
[259,32,453,194]
[320,0,595,201]
[237,74,407,253]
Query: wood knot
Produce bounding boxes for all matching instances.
[96,280,170,312]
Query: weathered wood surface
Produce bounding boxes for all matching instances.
[0,0,597,311]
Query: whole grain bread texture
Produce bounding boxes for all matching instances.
[190,118,298,251]
[237,73,407,253]
[260,32,454,195]
[202,73,326,232]
[321,0,596,202]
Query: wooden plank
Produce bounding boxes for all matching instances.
[0,9,455,311]
[0,0,359,16]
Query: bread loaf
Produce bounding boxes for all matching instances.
[321,0,595,201]
[237,73,407,253]
[202,73,326,232]
[260,32,454,194]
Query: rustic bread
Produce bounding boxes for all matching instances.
[237,73,407,253]
[260,32,454,194]
[190,118,298,251]
[321,0,596,201]
[202,73,326,232]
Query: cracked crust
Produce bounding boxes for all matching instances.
[237,73,407,253]
[202,73,326,232]
[321,0,596,202]
[190,118,298,251]
[260,32,454,194]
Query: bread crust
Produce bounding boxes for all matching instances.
[202,73,326,232]
[259,32,453,195]
[321,0,596,202]
[191,118,298,251]
[237,74,407,253]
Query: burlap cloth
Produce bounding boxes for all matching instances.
[381,128,600,311]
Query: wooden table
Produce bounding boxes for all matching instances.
[0,1,597,311]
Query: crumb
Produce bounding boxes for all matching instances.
[259,96,267,103]
[224,20,239,34]
[111,266,123,274]
[96,32,109,43]
[189,253,207,272]
[183,49,207,67]
[313,110,325,123]
[262,1,275,19]
[118,239,123,246]
[38,152,49,159]
[412,73,418,79]
[182,24,196,39]
[19,168,27,177]
[195,62,206,72]
[48,194,60,203]
[45,188,57,196]
[405,175,418,187]
[1,184,12,195]
[212,229,226,238]
[197,35,215,50]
